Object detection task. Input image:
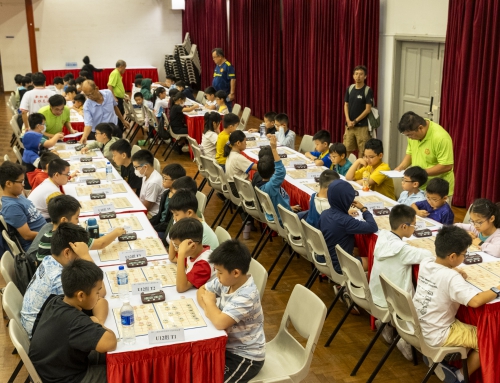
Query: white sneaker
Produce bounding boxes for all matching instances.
[396,338,413,361]
[181,145,190,153]
[375,320,395,344]
[243,222,252,240]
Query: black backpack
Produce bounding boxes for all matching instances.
[14,251,38,295]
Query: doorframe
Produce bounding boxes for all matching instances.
[388,35,446,166]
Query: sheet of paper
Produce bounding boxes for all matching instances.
[380,170,405,178]
[64,131,84,138]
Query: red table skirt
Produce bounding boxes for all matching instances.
[43,67,158,92]
[185,115,204,159]
[106,336,227,383]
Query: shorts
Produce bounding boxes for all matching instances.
[442,319,478,352]
[224,351,264,383]
[343,126,370,153]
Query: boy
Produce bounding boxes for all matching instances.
[345,138,396,200]
[131,149,164,216]
[304,169,339,229]
[27,151,60,191]
[197,240,265,382]
[398,166,428,206]
[71,93,86,115]
[0,162,46,251]
[165,74,177,90]
[176,80,195,101]
[305,129,332,168]
[64,85,77,101]
[413,225,499,383]
[274,113,296,149]
[215,90,229,114]
[215,113,240,169]
[412,177,454,224]
[329,142,352,176]
[133,91,153,109]
[29,259,116,383]
[249,112,277,135]
[169,218,216,293]
[21,222,107,337]
[131,79,142,102]
[53,76,65,94]
[204,86,217,110]
[110,139,142,196]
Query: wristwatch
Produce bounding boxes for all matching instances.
[490,287,500,298]
[478,241,484,246]
[360,207,368,213]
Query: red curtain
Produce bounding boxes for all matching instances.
[282,0,379,139]
[229,0,283,119]
[440,1,500,207]
[183,0,229,89]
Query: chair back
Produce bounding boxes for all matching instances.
[1,251,16,285]
[154,158,161,173]
[232,103,242,117]
[278,205,310,261]
[187,136,199,148]
[195,92,205,104]
[249,258,268,300]
[348,153,357,163]
[4,154,11,162]
[3,282,24,328]
[10,116,24,149]
[191,145,208,178]
[238,107,251,130]
[233,176,265,224]
[2,230,22,257]
[214,226,231,244]
[298,135,314,153]
[254,187,286,237]
[169,124,188,140]
[9,320,43,383]
[200,155,224,193]
[13,146,23,164]
[463,204,473,223]
[131,145,141,156]
[196,191,207,214]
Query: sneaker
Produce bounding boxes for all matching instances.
[396,338,413,361]
[342,291,360,315]
[375,320,395,344]
[181,145,190,153]
[333,285,341,296]
[243,222,252,240]
[434,362,461,383]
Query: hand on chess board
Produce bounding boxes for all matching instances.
[415,209,430,218]
[454,268,468,280]
[202,289,217,305]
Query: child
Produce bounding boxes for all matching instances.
[455,199,500,257]
[215,113,240,169]
[274,113,296,149]
[110,139,142,195]
[202,111,221,158]
[131,149,164,216]
[215,90,229,115]
[81,123,120,167]
[71,93,86,115]
[176,80,195,101]
[224,130,258,188]
[249,112,277,135]
[304,169,340,229]
[75,76,85,92]
[204,86,217,110]
[413,225,499,383]
[153,86,169,126]
[165,74,177,90]
[21,222,106,337]
[412,178,454,224]
[133,91,153,110]
[140,78,153,101]
[64,86,77,101]
[0,162,47,251]
[79,70,89,79]
[131,78,142,100]
[53,76,65,95]
[29,259,116,382]
[197,240,265,382]
[305,129,333,168]
[329,142,352,176]
[169,217,216,292]
[345,138,395,200]
[397,166,428,206]
[170,92,197,135]
[27,151,59,191]
[63,73,73,93]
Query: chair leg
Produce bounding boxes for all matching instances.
[211,200,230,228]
[197,178,207,192]
[214,200,232,228]
[271,250,295,290]
[163,144,175,161]
[421,360,440,383]
[225,206,242,230]
[235,213,250,240]
[193,170,199,181]
[305,268,319,289]
[350,322,387,376]
[366,334,401,383]
[267,242,289,276]
[24,377,30,383]
[253,229,273,260]
[8,359,24,383]
[325,300,356,347]
[462,357,469,383]
[251,227,269,257]
[326,285,345,319]
[412,346,419,366]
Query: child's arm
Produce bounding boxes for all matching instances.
[182,104,197,112]
[42,133,65,148]
[200,289,237,330]
[175,240,196,293]
[267,136,286,187]
[347,201,378,234]
[168,240,177,263]
[89,227,127,250]
[304,151,319,160]
[345,158,367,181]
[94,326,118,353]
[467,287,500,308]
[197,284,207,310]
[81,141,99,153]
[412,202,429,217]
[91,297,108,326]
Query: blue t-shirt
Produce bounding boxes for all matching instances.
[212,61,236,94]
[1,195,46,251]
[310,150,332,169]
[332,159,353,176]
[415,200,454,225]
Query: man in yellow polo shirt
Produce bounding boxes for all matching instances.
[107,59,126,130]
[38,94,75,137]
[395,111,454,199]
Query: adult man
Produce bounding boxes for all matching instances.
[38,94,75,137]
[211,48,236,111]
[20,72,55,130]
[343,65,373,156]
[80,80,129,143]
[107,60,127,130]
[395,111,455,198]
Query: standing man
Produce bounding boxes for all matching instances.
[20,72,55,131]
[38,94,75,137]
[79,80,129,144]
[394,111,455,199]
[107,60,127,130]
[211,48,236,112]
[343,65,373,156]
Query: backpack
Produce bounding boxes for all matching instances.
[14,251,38,295]
[348,85,381,134]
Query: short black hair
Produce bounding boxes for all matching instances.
[61,259,103,297]
[21,76,31,86]
[403,166,428,188]
[68,79,76,86]
[32,72,46,86]
[212,48,225,57]
[263,111,277,122]
[319,169,339,189]
[169,217,203,243]
[65,86,77,94]
[95,123,113,140]
[312,129,331,145]
[222,113,240,129]
[75,77,86,86]
[63,73,74,82]
[169,190,198,213]
[48,195,81,223]
[389,204,416,230]
[135,73,143,79]
[110,139,132,158]
[171,176,197,195]
[258,146,272,159]
[79,70,89,78]
[209,240,250,274]
[426,178,449,198]
[364,138,384,155]
[133,92,144,100]
[15,74,23,84]
[329,142,347,158]
[162,163,186,180]
[131,149,154,166]
[25,72,32,78]
[224,130,246,157]
[51,222,90,256]
[257,155,275,179]
[28,113,45,130]
[53,76,64,85]
[204,86,216,95]
[175,80,186,88]
[39,152,59,170]
[0,161,24,188]
[215,90,227,100]
[82,56,90,65]
[134,79,143,87]
[166,74,176,82]
[169,88,179,98]
[435,225,472,259]
[73,94,86,104]
[353,65,367,75]
[48,94,66,107]
[398,111,427,133]
[48,158,70,177]
[275,113,289,125]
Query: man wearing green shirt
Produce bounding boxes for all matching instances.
[107,59,126,130]
[395,111,455,200]
[38,94,75,137]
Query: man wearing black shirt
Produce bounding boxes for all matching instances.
[110,139,142,196]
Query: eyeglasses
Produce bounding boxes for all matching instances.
[403,222,417,228]
[133,164,146,170]
[365,155,379,160]
[11,180,25,186]
[60,172,71,178]
[469,219,486,227]
[426,196,444,203]
[402,179,413,183]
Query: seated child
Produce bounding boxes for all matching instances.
[412,178,454,225]
[140,78,153,101]
[215,90,229,115]
[175,80,195,101]
[274,113,296,149]
[75,76,85,92]
[79,70,89,79]
[249,112,277,135]
[21,222,107,337]
[204,86,217,110]
[131,78,142,101]
[224,130,258,191]
[169,92,197,137]
[165,74,177,90]
[251,146,272,187]
[26,151,59,192]
[110,139,142,195]
[345,138,396,200]
[202,111,221,158]
[169,217,216,292]
[455,199,500,257]
[197,240,265,381]
[64,85,77,101]
[215,113,240,170]
[81,123,120,167]
[62,73,73,93]
[304,169,339,228]
[29,259,116,383]
[0,162,46,251]
[71,93,86,115]
[319,179,378,273]
[131,149,165,216]
[153,86,169,119]
[133,91,153,110]
[53,76,65,95]
[305,129,333,168]
[413,225,500,383]
[397,166,427,206]
[329,142,352,176]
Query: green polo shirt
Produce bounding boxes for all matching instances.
[107,69,125,98]
[406,119,454,195]
[38,105,70,135]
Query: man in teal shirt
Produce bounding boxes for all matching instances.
[107,59,126,130]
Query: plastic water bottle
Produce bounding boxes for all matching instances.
[362,170,370,192]
[120,300,136,345]
[86,217,99,239]
[106,161,113,181]
[259,123,266,138]
[117,266,129,302]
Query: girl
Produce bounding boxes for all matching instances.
[224,130,258,187]
[81,123,120,168]
[201,112,221,158]
[456,199,500,257]
[169,92,196,153]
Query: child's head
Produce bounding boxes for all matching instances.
[75,76,86,88]
[263,112,277,129]
[209,240,251,286]
[48,195,81,225]
[133,92,144,105]
[402,166,428,192]
[51,222,90,261]
[319,169,340,190]
[203,111,222,134]
[175,80,186,91]
[131,149,155,178]
[363,138,384,167]
[61,258,103,310]
[65,86,77,100]
[53,76,64,90]
[224,130,247,157]
[79,70,89,79]
[73,94,86,109]
[257,155,275,180]
[48,158,71,186]
[389,204,417,238]
[171,176,198,195]
[469,199,500,231]
[352,65,367,83]
[162,163,186,190]
[204,86,216,102]
[39,151,60,170]
[168,217,203,254]
[134,79,143,88]
[275,113,289,131]
[95,123,113,142]
[222,113,240,133]
[32,72,46,87]
[165,75,176,88]
[110,139,132,166]
[0,162,25,195]
[425,178,449,209]
[172,92,187,105]
[215,90,227,106]
[63,73,73,83]
[21,76,31,87]
[169,191,198,221]
[15,74,23,85]
[435,225,471,266]
[155,86,167,100]
[329,142,348,165]
[135,73,143,80]
[28,113,46,132]
[258,146,272,159]
[312,130,331,153]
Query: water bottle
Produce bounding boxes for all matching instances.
[106,161,113,181]
[120,300,136,345]
[259,123,266,138]
[117,266,129,302]
[86,217,99,239]
[362,170,370,192]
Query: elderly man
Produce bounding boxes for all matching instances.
[395,111,455,199]
[79,80,129,144]
[108,59,127,130]
[211,48,236,111]
[38,94,75,137]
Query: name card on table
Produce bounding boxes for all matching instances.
[93,203,115,215]
[93,187,112,195]
[70,155,84,161]
[148,328,185,344]
[119,249,146,263]
[415,221,426,231]
[364,202,384,210]
[306,171,322,179]
[131,280,161,295]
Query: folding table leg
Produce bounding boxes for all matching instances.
[350,321,387,376]
[324,300,356,347]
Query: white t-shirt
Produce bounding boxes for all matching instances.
[201,131,218,158]
[206,100,217,108]
[140,170,164,216]
[225,151,254,183]
[27,178,62,219]
[20,88,56,114]
[314,196,330,214]
[154,98,170,117]
[413,257,479,346]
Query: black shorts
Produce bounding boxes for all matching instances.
[224,351,264,383]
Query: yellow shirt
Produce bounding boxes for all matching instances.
[107,69,125,98]
[215,130,230,165]
[354,162,395,200]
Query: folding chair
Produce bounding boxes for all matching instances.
[237,107,251,130]
[249,258,268,300]
[214,226,231,244]
[298,135,315,153]
[232,103,242,117]
[164,125,189,161]
[191,144,209,190]
[1,251,16,285]
[9,320,43,383]
[195,91,205,104]
[196,191,207,215]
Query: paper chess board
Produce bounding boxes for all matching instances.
[59,150,99,159]
[75,183,127,196]
[78,197,132,212]
[97,242,131,262]
[130,238,167,257]
[245,139,270,148]
[458,263,500,291]
[70,161,107,171]
[286,166,325,180]
[109,216,143,231]
[407,236,480,257]
[281,156,314,167]
[303,183,320,193]
[89,172,117,180]
[356,195,396,207]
